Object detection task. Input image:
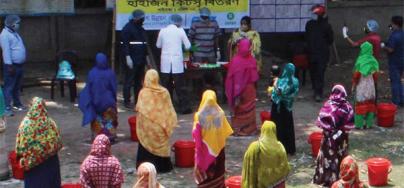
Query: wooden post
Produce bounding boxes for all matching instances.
[111,3,116,71]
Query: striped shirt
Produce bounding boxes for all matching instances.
[188,19,220,58]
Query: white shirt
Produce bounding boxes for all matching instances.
[156,24,191,74]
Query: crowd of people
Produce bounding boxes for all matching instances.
[0,3,402,188]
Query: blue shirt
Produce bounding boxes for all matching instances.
[386,29,404,65]
[0,27,26,65]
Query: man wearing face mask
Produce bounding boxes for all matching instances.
[305,5,334,102]
[189,7,221,93]
[156,14,192,114]
[0,15,27,116]
[121,9,148,109]
[342,20,381,60]
[382,16,404,107]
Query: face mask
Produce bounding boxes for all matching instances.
[13,22,20,31]
[311,14,318,21]
[388,24,393,30]
[201,16,209,21]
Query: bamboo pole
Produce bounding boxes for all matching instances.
[111,1,116,71]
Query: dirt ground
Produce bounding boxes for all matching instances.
[0,54,403,188]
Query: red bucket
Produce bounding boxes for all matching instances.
[128,116,138,142]
[8,151,24,180]
[173,140,195,168]
[292,54,309,69]
[308,132,323,157]
[62,183,82,188]
[377,103,397,127]
[225,175,242,188]
[260,111,271,124]
[366,157,391,186]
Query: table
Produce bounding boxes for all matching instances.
[184,65,227,103]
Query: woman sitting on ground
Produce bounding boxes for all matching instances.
[242,121,290,188]
[80,134,124,188]
[133,162,165,188]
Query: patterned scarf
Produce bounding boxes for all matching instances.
[331,155,367,188]
[317,85,354,131]
[272,63,299,112]
[135,69,178,157]
[80,134,124,188]
[15,97,63,170]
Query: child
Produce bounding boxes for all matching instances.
[352,42,379,129]
[267,64,281,96]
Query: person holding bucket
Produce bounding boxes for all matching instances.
[352,42,379,129]
[15,97,63,187]
[242,121,290,188]
[313,85,354,187]
[193,90,233,188]
[135,69,178,173]
[331,155,368,188]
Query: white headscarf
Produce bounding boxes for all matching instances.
[133,162,165,188]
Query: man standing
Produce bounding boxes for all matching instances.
[383,16,404,107]
[0,15,26,116]
[121,9,148,109]
[189,7,220,64]
[156,14,192,114]
[343,20,382,59]
[305,5,334,102]
[189,7,221,91]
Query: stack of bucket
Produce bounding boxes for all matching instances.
[366,157,392,186]
[128,116,138,141]
[308,131,323,157]
[377,103,397,127]
[8,151,24,180]
[173,140,195,168]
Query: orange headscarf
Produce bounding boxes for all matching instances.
[135,69,178,157]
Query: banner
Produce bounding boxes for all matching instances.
[0,0,74,15]
[116,0,249,30]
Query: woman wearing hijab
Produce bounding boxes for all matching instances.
[133,162,165,188]
[313,85,355,187]
[136,69,178,173]
[331,155,368,188]
[16,97,63,188]
[80,134,124,188]
[228,16,262,71]
[79,53,118,142]
[352,42,379,129]
[193,90,233,188]
[242,121,290,188]
[271,63,299,155]
[225,38,259,136]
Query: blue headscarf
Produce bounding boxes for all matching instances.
[79,53,117,126]
[271,63,299,112]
